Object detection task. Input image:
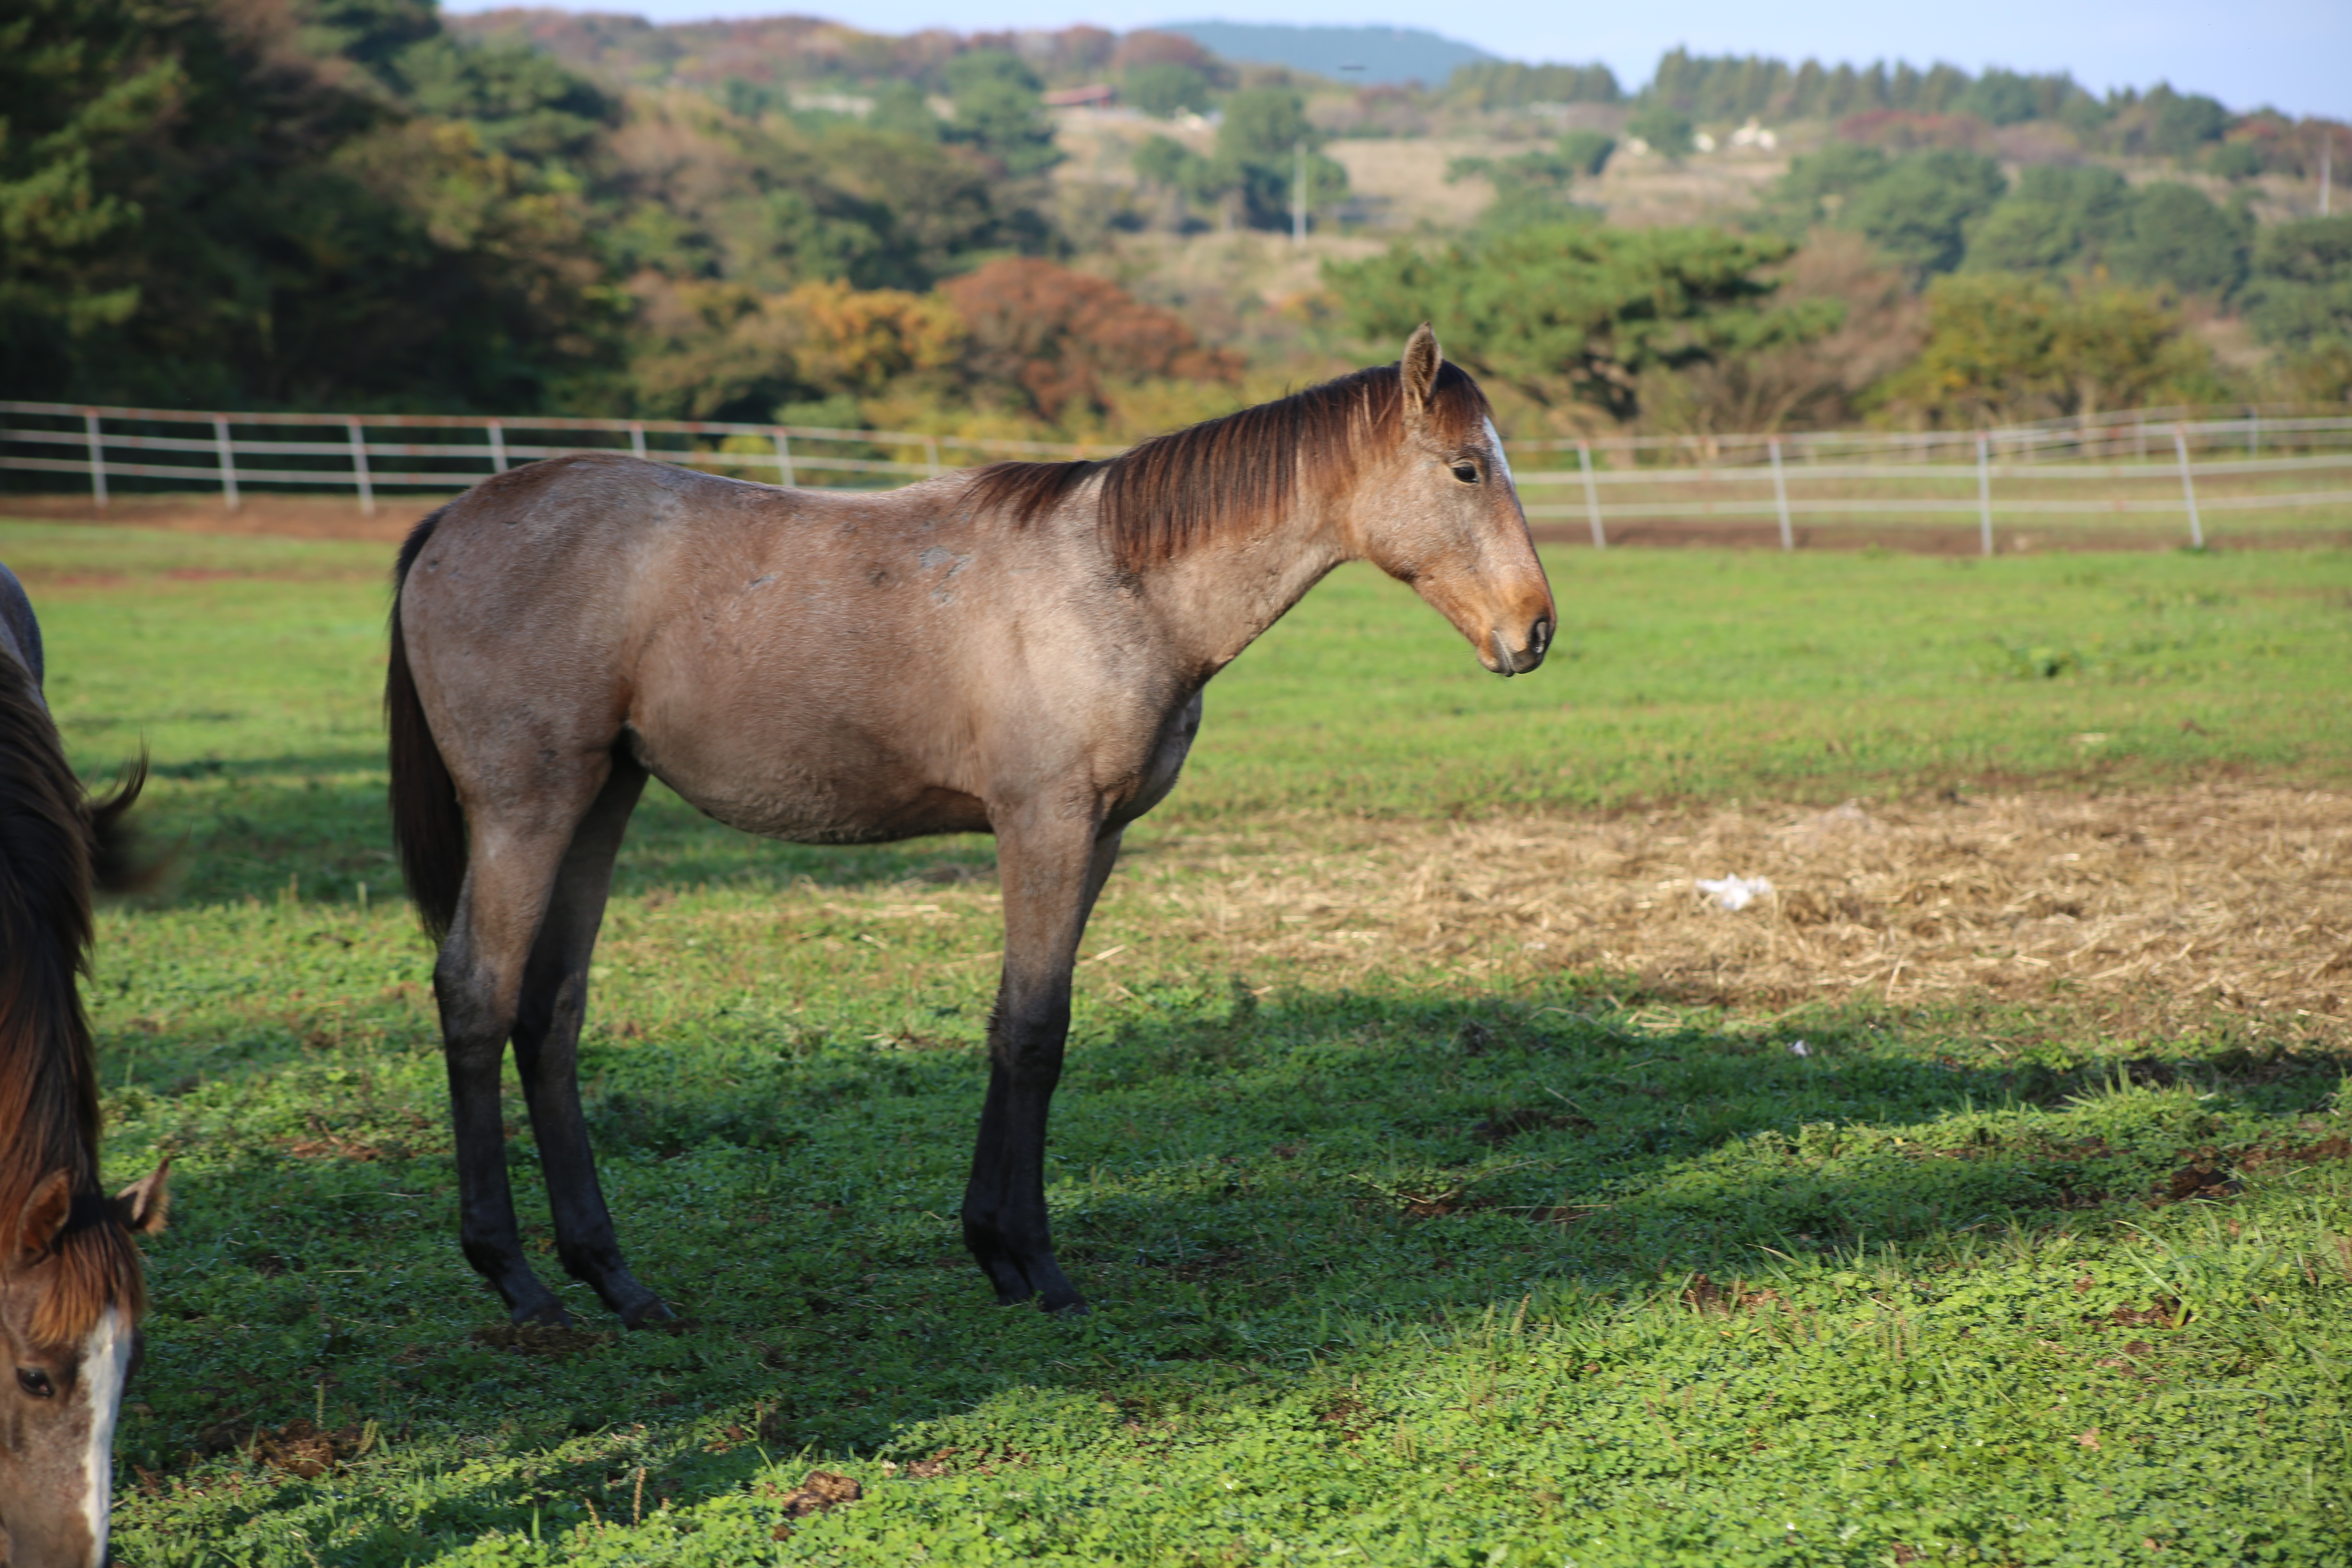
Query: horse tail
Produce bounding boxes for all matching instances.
[387,509,466,944]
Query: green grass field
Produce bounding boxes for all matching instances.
[12,516,2352,1565]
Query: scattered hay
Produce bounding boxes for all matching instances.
[252,1418,372,1478]
[766,1468,862,1539]
[1141,784,2352,1033]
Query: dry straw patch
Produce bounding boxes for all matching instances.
[1140,785,2352,1033]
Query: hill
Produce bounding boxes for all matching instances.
[1151,21,1493,86]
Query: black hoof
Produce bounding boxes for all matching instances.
[619,1296,677,1330]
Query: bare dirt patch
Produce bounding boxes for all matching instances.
[1143,784,2352,1032]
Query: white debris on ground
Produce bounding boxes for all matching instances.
[1696,874,1775,912]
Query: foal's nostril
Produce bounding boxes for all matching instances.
[1531,617,1551,655]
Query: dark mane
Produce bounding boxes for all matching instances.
[0,650,146,1342]
[962,359,1493,573]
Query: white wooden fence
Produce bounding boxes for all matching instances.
[4,400,2348,550]
[1505,409,2352,550]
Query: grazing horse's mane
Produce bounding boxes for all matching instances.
[0,653,146,1344]
[962,360,1495,573]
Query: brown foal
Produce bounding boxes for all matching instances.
[387,327,1554,1323]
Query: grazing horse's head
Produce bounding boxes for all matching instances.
[1349,325,1555,678]
[0,1165,167,1568]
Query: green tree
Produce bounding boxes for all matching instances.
[0,0,620,409]
[1956,68,2044,127]
[2241,216,2352,350]
[1125,62,1212,118]
[942,50,1061,179]
[2108,183,2250,296]
[1625,102,1696,157]
[1838,150,2005,275]
[1764,143,1892,232]
[1446,136,1612,233]
[2146,86,2229,158]
[1871,273,2224,425]
[1325,223,1839,423]
[1964,165,2132,274]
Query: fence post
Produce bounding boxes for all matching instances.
[772,430,795,488]
[488,421,508,473]
[1768,436,1793,550]
[2173,425,2203,548]
[1577,441,1605,548]
[82,411,107,512]
[347,419,375,517]
[1976,431,1993,557]
[213,415,240,510]
[628,422,647,460]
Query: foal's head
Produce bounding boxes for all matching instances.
[1347,325,1555,677]
[0,1165,167,1568]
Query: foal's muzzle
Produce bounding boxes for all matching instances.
[1488,617,1550,677]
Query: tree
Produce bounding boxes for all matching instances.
[1325,223,1841,424]
[2107,183,2250,297]
[1963,165,2131,274]
[1870,274,2224,426]
[2241,217,2352,350]
[1446,136,1612,233]
[0,0,621,409]
[1125,62,1212,119]
[1625,102,1695,158]
[1838,150,2005,275]
[942,258,1240,425]
[941,49,1061,179]
[2146,86,2229,158]
[1764,143,1892,231]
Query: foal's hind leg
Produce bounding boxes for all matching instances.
[962,817,1123,1313]
[509,752,671,1326]
[435,771,611,1325]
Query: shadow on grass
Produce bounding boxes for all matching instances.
[122,754,1005,906]
[109,973,2348,1561]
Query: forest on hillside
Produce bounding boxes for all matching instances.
[4,0,2349,443]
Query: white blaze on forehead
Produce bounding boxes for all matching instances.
[76,1306,130,1568]
[1481,418,1517,491]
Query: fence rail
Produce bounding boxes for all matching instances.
[4,400,2349,549]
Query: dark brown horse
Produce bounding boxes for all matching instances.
[0,566,168,1568]
[386,327,1553,1324]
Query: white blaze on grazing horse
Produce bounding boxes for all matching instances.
[386,325,1554,1323]
[0,564,168,1568]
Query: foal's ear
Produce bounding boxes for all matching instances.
[112,1160,170,1236]
[12,1169,73,1264]
[1400,323,1443,426]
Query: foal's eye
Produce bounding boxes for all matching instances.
[1450,462,1480,484]
[16,1367,54,1399]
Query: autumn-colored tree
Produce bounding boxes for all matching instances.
[626,276,963,420]
[942,258,1240,424]
[780,280,964,395]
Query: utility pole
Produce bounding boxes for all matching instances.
[1292,141,1307,246]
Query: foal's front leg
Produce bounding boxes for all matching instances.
[962,816,1122,1313]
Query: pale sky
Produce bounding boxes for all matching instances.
[442,0,2348,121]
